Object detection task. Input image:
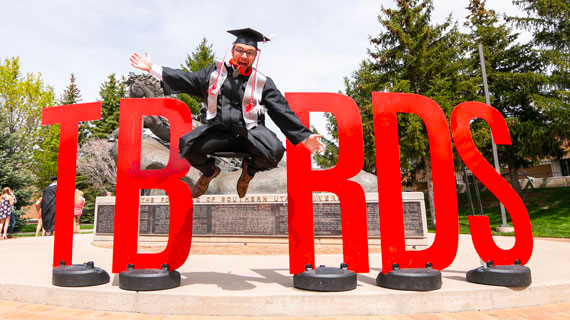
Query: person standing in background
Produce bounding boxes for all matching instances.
[6,188,16,238]
[41,176,57,236]
[74,189,85,234]
[0,187,14,239]
[35,196,44,237]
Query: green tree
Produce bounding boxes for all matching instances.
[34,74,86,187]
[0,57,55,230]
[59,73,92,146]
[0,57,56,160]
[177,37,216,117]
[465,0,564,194]
[315,60,378,172]
[508,0,570,132]
[317,0,470,172]
[33,124,60,190]
[316,0,470,226]
[0,117,37,231]
[59,73,82,105]
[182,37,216,73]
[91,73,127,139]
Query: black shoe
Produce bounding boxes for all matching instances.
[191,166,221,198]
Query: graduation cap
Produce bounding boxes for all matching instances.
[227,28,270,48]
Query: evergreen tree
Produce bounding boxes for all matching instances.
[316,0,470,176]
[315,0,472,226]
[35,74,86,189]
[59,73,92,145]
[177,37,216,117]
[465,0,564,194]
[91,73,127,139]
[59,73,82,105]
[508,0,570,132]
[182,37,216,73]
[79,73,125,223]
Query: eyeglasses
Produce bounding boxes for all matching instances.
[234,47,257,58]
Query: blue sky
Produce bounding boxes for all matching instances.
[1,0,524,138]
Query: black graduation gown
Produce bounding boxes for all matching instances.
[161,63,312,169]
[41,184,57,232]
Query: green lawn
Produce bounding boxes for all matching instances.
[17,223,93,234]
[13,187,570,238]
[427,186,570,238]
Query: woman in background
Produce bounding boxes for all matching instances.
[0,187,14,239]
[74,189,85,234]
[35,196,44,237]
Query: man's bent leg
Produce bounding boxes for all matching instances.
[237,127,286,197]
[185,130,249,197]
[184,144,218,197]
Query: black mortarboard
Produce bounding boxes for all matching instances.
[227,28,270,48]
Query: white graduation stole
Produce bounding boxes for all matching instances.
[207,59,267,130]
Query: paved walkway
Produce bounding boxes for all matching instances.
[0,235,569,318]
[1,300,569,319]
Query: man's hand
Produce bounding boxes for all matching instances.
[130,52,152,72]
[302,134,326,154]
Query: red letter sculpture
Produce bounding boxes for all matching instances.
[450,102,533,265]
[372,93,458,273]
[42,102,102,267]
[112,98,194,273]
[286,92,369,274]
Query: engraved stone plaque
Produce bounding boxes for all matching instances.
[95,204,115,234]
[94,193,427,240]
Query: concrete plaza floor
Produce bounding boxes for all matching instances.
[0,234,568,317]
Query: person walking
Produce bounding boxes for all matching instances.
[0,187,14,239]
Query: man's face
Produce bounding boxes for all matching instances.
[232,44,257,70]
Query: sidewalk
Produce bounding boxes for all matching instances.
[0,234,569,317]
[0,300,569,319]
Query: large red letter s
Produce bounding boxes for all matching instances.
[451,102,533,265]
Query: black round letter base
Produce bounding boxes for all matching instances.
[466,261,531,287]
[293,263,357,292]
[119,265,180,291]
[52,261,110,287]
[377,265,442,291]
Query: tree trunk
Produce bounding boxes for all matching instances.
[425,155,436,228]
[508,166,523,195]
